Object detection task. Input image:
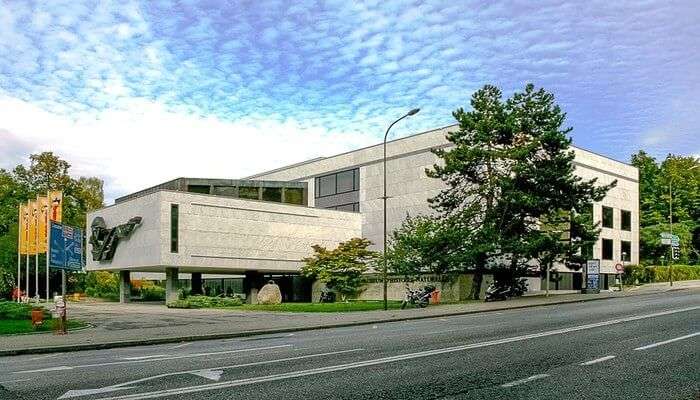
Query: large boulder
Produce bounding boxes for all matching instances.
[257,281,282,305]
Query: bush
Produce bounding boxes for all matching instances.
[140,286,166,301]
[85,271,119,300]
[623,264,700,285]
[0,301,49,320]
[166,295,243,309]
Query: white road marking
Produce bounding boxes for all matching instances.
[170,342,191,349]
[87,306,700,400]
[14,345,292,375]
[501,374,550,388]
[190,369,223,381]
[579,355,616,365]
[27,353,60,361]
[58,348,364,399]
[634,332,700,351]
[120,355,167,361]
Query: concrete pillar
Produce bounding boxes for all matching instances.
[165,267,179,303]
[191,272,203,295]
[119,271,131,303]
[243,271,262,304]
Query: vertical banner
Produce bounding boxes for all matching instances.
[19,204,29,254]
[28,200,38,255]
[49,191,63,223]
[37,196,49,253]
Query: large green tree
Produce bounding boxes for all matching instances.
[426,84,614,299]
[0,152,104,298]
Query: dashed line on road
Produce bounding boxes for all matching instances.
[580,355,616,366]
[634,332,700,351]
[501,374,550,388]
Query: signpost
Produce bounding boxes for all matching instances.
[53,295,67,335]
[583,259,600,294]
[615,263,624,292]
[660,232,680,286]
[49,222,84,271]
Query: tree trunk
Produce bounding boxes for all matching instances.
[470,269,483,300]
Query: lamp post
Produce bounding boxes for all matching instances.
[669,164,698,286]
[383,108,420,310]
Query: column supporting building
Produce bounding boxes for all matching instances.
[119,271,130,303]
[165,267,179,303]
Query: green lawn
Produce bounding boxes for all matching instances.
[0,319,87,335]
[238,301,405,312]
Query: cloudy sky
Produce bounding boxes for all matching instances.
[1,0,699,202]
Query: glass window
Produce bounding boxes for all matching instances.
[602,238,613,260]
[602,206,614,229]
[284,188,304,205]
[238,186,259,200]
[213,186,236,197]
[621,241,631,261]
[318,174,336,197]
[621,210,631,231]
[354,169,360,190]
[262,187,282,202]
[170,204,179,253]
[353,203,360,212]
[336,170,355,193]
[187,185,210,194]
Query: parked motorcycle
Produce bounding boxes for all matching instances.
[484,278,528,302]
[319,291,336,303]
[401,285,436,309]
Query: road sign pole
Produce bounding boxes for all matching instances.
[669,179,673,287]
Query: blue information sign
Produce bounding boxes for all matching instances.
[49,221,84,271]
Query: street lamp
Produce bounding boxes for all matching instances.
[668,164,698,286]
[383,108,420,310]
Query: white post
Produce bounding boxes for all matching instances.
[16,222,21,303]
[46,217,50,302]
[35,209,39,302]
[25,253,29,302]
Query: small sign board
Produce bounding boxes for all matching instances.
[660,232,679,241]
[615,263,624,273]
[586,259,600,290]
[49,222,84,271]
[661,238,671,245]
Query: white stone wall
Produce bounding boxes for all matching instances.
[251,125,640,272]
[87,191,362,273]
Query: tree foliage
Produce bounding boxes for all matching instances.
[0,152,104,298]
[631,151,699,264]
[301,238,378,301]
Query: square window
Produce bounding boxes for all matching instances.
[284,188,304,205]
[318,174,336,197]
[336,170,355,193]
[621,210,631,231]
[602,238,613,260]
[262,187,282,202]
[602,206,614,229]
[238,186,259,200]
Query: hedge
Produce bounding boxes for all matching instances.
[0,301,49,320]
[623,264,700,285]
[166,295,243,309]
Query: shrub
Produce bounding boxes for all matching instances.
[0,301,49,320]
[140,286,166,301]
[166,295,243,309]
[85,271,119,300]
[623,264,700,285]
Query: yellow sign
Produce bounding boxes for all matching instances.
[19,204,30,254]
[49,191,63,222]
[28,200,38,255]
[37,196,49,253]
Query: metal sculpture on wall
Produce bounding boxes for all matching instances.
[89,216,143,261]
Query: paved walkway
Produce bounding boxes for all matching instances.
[2,281,699,355]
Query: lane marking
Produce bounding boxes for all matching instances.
[170,342,191,349]
[58,348,364,399]
[501,374,550,388]
[190,369,223,381]
[634,332,700,351]
[88,305,700,400]
[121,355,167,361]
[580,355,616,366]
[13,345,292,374]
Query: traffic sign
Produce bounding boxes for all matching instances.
[671,238,680,246]
[615,263,624,273]
[672,246,680,260]
[660,232,679,241]
[661,238,671,245]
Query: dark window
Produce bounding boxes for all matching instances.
[621,210,631,231]
[314,168,359,198]
[621,241,631,261]
[170,204,179,253]
[602,238,613,260]
[238,186,259,200]
[329,202,360,212]
[336,170,355,193]
[262,187,282,202]
[283,188,304,205]
[187,185,210,194]
[602,206,614,229]
[213,186,237,197]
[317,174,336,197]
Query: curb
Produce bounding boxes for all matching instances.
[0,288,695,357]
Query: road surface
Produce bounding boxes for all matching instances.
[1,289,698,400]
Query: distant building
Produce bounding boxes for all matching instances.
[87,125,638,302]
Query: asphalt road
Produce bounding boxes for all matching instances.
[1,289,698,400]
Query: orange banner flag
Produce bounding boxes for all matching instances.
[28,200,38,255]
[49,191,63,222]
[19,204,30,254]
[37,196,49,253]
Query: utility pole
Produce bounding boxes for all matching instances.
[669,179,673,287]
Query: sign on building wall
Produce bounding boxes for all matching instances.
[49,221,84,271]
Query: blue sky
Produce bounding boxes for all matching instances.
[1,0,699,201]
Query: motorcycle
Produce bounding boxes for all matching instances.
[319,291,336,303]
[485,278,528,302]
[400,284,436,309]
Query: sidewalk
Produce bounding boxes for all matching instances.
[1,281,698,356]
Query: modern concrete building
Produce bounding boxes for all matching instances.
[87,125,638,302]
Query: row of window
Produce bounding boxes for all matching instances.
[601,238,631,261]
[314,168,359,198]
[602,206,631,231]
[328,202,360,212]
[187,185,305,205]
